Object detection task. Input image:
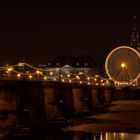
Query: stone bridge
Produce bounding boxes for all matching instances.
[0,80,139,127]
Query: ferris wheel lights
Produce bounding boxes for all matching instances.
[105,46,140,86]
[121,63,126,68]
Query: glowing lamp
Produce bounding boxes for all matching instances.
[121,63,126,68]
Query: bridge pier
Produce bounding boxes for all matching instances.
[72,84,93,116]
[0,81,46,128]
[104,87,112,104]
[43,83,75,120]
[43,84,59,120]
[91,87,100,108]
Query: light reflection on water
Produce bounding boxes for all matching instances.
[92,132,140,140]
[9,130,140,140]
[31,131,140,140]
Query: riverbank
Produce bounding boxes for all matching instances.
[65,100,140,133]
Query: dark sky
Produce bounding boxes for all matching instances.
[0,1,139,65]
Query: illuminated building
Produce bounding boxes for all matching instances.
[44,55,100,82]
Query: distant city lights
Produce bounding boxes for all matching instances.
[0,62,113,87]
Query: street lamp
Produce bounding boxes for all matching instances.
[67,74,70,78]
[44,76,47,80]
[87,77,90,80]
[29,75,32,80]
[17,74,21,80]
[76,75,80,80]
[6,67,13,80]
[49,71,53,76]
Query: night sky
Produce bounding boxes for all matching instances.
[0,1,139,66]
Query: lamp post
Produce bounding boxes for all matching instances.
[17,74,21,80]
[7,67,13,80]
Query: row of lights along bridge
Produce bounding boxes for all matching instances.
[0,62,111,87]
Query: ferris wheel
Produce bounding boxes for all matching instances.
[105,46,140,84]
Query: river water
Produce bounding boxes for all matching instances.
[3,100,140,140]
[5,130,140,140]
[39,131,140,140]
